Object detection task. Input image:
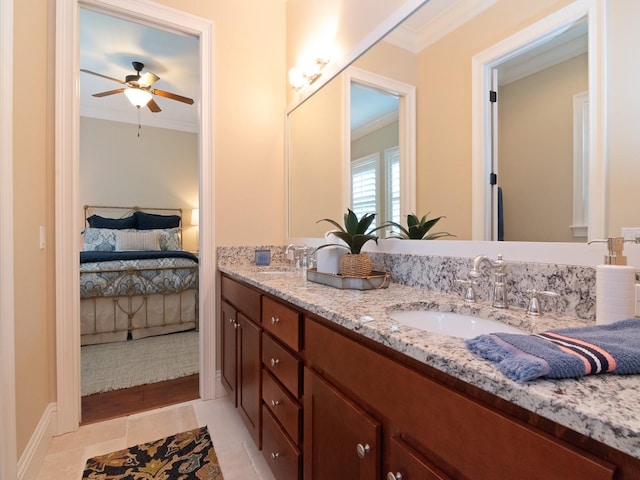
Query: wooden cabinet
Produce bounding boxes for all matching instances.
[219,275,638,479]
[220,275,262,448]
[304,317,616,480]
[261,295,303,479]
[303,367,381,480]
[237,312,262,447]
[220,300,238,403]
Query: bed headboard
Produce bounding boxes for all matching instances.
[83,205,184,247]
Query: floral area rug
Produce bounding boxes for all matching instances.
[82,426,223,479]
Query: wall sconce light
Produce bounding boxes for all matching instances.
[288,57,330,90]
[123,88,152,108]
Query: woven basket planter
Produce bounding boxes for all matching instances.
[339,253,373,277]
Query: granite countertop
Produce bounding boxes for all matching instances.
[218,263,640,460]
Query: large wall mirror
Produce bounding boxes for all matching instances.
[287,0,615,243]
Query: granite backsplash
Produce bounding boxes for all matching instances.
[217,246,596,320]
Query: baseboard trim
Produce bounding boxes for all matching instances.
[18,402,57,480]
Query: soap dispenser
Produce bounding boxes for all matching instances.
[593,237,637,325]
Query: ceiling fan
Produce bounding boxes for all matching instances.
[80,61,194,112]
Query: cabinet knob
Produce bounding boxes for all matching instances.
[271,452,280,460]
[271,399,280,408]
[228,317,234,323]
[233,322,239,329]
[387,473,403,480]
[271,316,279,325]
[270,358,280,367]
[356,443,371,459]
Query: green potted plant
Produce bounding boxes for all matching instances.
[316,208,379,276]
[384,213,455,240]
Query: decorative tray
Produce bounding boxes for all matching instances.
[306,268,391,290]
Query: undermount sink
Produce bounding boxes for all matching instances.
[389,310,526,339]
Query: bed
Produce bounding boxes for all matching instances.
[80,205,199,346]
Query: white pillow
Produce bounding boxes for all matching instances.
[115,230,161,251]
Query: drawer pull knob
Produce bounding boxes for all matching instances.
[228,318,234,323]
[271,400,280,408]
[271,452,280,460]
[387,473,403,480]
[356,443,371,459]
[270,358,280,367]
[271,316,279,325]
[233,322,239,329]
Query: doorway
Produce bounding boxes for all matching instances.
[55,0,216,434]
[78,7,201,422]
[471,0,605,242]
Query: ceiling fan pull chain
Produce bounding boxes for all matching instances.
[137,107,142,138]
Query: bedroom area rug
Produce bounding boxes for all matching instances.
[82,331,199,396]
[82,426,223,479]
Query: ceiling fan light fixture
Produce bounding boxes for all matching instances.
[124,88,152,108]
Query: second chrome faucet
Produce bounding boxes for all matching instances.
[468,254,508,309]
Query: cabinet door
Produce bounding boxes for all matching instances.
[220,301,237,404]
[304,368,381,480]
[237,312,262,448]
[385,435,451,480]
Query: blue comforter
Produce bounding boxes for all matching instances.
[80,250,198,264]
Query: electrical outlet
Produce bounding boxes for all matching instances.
[621,228,640,243]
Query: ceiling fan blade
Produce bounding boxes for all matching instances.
[151,88,194,105]
[80,69,125,85]
[147,98,162,113]
[138,72,160,88]
[92,88,126,98]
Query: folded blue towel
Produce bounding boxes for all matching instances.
[466,318,640,382]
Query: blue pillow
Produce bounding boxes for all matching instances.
[87,214,136,230]
[134,211,181,230]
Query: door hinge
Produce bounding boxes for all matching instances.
[489,172,497,185]
[490,90,497,103]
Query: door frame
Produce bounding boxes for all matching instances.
[471,0,606,241]
[343,67,417,223]
[55,0,216,434]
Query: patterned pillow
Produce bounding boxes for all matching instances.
[115,230,161,251]
[158,228,182,251]
[83,228,123,251]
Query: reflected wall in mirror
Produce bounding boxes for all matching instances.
[286,0,626,242]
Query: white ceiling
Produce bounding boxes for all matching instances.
[79,8,199,133]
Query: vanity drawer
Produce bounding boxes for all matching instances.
[262,406,302,480]
[262,296,301,352]
[263,369,302,445]
[263,334,301,398]
[221,275,261,321]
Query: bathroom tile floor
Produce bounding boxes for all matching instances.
[36,395,276,480]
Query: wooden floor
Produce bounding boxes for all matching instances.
[81,374,200,425]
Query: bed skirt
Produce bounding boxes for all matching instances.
[80,288,198,346]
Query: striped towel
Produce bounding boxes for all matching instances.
[466,318,640,382]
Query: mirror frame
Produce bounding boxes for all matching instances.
[471,0,605,241]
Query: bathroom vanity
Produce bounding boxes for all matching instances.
[218,263,640,479]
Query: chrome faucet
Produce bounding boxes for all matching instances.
[285,244,312,269]
[469,254,508,308]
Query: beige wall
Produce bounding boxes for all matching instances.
[286,0,420,104]
[499,54,588,242]
[13,0,55,456]
[12,0,285,460]
[289,78,344,237]
[80,118,199,252]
